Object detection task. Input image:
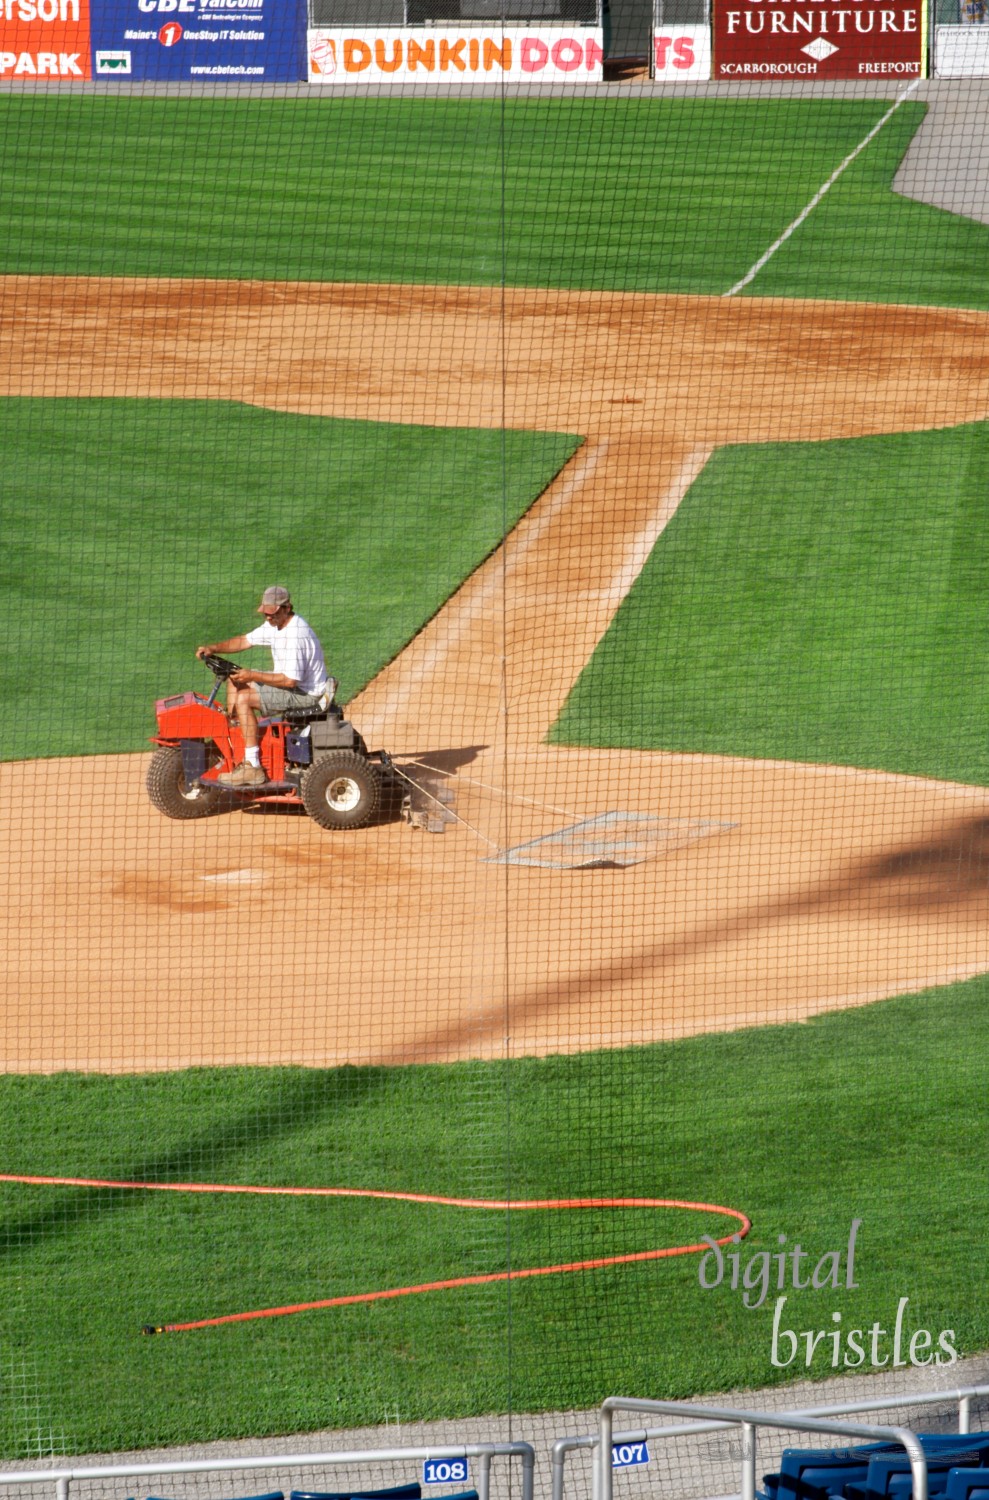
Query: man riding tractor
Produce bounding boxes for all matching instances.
[195,586,336,788]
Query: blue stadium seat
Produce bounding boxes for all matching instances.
[945,1470,989,1500]
[290,1487,420,1500]
[861,1443,989,1498]
[141,1493,283,1500]
[765,1437,989,1500]
[885,1470,958,1499]
[790,1459,872,1497]
[764,1445,901,1500]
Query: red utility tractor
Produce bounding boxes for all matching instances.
[147,654,392,831]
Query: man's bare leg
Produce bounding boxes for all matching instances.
[216,686,268,786]
[236,687,263,751]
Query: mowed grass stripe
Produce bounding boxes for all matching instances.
[0,398,581,761]
[744,107,989,307]
[4,97,982,306]
[552,421,989,787]
[0,971,987,1455]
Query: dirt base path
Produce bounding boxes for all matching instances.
[2,277,989,1072]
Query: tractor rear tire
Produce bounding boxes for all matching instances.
[147,746,222,820]
[302,749,381,831]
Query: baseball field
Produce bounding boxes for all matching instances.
[2,90,989,1459]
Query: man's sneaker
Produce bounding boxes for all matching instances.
[217,762,266,788]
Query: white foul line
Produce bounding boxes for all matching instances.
[355,438,609,730]
[596,447,713,614]
[723,80,921,299]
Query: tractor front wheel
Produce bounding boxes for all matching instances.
[302,750,381,831]
[147,746,222,820]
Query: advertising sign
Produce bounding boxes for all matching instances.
[935,24,989,71]
[652,23,711,75]
[713,0,925,77]
[308,26,604,82]
[90,0,304,80]
[0,0,91,80]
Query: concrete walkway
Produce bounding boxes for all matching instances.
[6,1352,989,1500]
[892,80,989,223]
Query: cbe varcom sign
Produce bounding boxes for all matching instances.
[713,0,926,76]
[89,0,304,79]
[0,0,91,80]
[308,27,604,83]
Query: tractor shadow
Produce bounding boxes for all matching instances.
[391,745,488,831]
[214,746,487,830]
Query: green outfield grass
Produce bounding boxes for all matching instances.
[744,114,989,307]
[0,398,580,761]
[552,421,989,786]
[1,973,987,1456]
[1,96,987,307]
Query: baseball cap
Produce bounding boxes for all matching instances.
[258,586,291,613]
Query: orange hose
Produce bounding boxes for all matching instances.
[0,1172,750,1333]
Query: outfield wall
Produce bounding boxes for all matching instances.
[2,0,985,79]
[8,0,987,79]
[0,0,604,79]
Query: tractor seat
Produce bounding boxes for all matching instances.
[282,703,342,727]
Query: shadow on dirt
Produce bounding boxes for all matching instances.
[374,810,989,1062]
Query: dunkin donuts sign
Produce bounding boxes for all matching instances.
[713,0,926,76]
[308,27,604,82]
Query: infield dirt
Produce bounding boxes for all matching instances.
[2,276,989,1072]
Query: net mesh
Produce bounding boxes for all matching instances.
[0,47,988,1500]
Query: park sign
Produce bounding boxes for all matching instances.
[713,0,926,77]
[0,0,91,79]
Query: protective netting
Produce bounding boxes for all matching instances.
[1,51,989,1500]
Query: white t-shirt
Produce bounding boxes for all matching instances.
[245,614,329,697]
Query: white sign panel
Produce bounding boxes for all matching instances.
[308,26,604,83]
[652,24,711,77]
[422,1459,470,1485]
[612,1441,651,1469]
[935,23,989,73]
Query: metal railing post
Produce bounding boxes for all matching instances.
[477,1450,492,1500]
[598,1404,613,1500]
[549,1439,570,1500]
[519,1442,534,1500]
[55,1478,69,1500]
[739,1420,756,1500]
[960,1395,972,1434]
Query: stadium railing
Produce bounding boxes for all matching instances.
[0,1444,535,1500]
[551,1387,989,1500]
[599,1403,930,1500]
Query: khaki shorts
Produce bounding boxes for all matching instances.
[257,683,323,716]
